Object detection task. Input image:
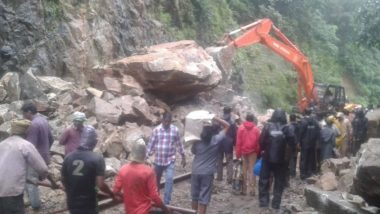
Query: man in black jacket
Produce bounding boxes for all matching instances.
[299,108,320,180]
[352,108,368,156]
[259,108,293,210]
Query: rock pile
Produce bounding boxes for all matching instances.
[0,40,257,212]
[305,141,380,213]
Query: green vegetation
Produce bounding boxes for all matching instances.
[44,0,64,20]
[152,0,380,111]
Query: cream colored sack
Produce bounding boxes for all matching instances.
[184,110,215,144]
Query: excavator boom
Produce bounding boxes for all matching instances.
[217,18,317,111]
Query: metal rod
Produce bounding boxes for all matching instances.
[159,172,192,188]
[98,199,196,214]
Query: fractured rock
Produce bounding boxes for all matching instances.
[0,121,11,141]
[0,104,9,124]
[109,95,137,123]
[319,172,338,191]
[132,96,156,125]
[103,76,122,94]
[98,126,133,159]
[0,85,7,102]
[121,75,144,96]
[305,186,378,214]
[86,87,103,98]
[105,157,121,177]
[0,72,21,102]
[320,157,351,175]
[37,76,74,94]
[366,109,380,138]
[19,68,47,100]
[338,170,354,193]
[101,91,115,101]
[88,97,122,124]
[354,138,380,206]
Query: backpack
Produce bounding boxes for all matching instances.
[267,123,286,164]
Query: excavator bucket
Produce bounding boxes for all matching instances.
[206,45,236,81]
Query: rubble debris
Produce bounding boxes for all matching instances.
[320,157,351,175]
[305,186,379,214]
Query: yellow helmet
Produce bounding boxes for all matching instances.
[325,115,335,124]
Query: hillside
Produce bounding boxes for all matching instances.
[1,0,379,110]
[152,0,380,111]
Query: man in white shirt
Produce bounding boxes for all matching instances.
[0,119,48,214]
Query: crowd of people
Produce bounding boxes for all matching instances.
[0,102,369,214]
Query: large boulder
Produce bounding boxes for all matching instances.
[354,138,380,207]
[366,109,380,138]
[36,76,74,95]
[0,72,21,102]
[19,68,47,100]
[110,40,222,102]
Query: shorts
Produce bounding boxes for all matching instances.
[191,174,214,205]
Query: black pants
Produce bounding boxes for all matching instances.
[300,147,316,179]
[0,194,25,214]
[259,160,286,209]
[288,149,298,177]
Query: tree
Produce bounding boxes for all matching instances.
[358,0,380,49]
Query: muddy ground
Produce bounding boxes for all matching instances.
[26,149,316,214]
[101,155,316,214]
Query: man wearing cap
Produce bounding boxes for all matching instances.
[21,102,55,210]
[113,139,171,214]
[0,120,49,214]
[146,112,186,205]
[60,111,87,156]
[61,126,114,214]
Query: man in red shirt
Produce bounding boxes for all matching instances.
[113,139,171,214]
[236,113,260,196]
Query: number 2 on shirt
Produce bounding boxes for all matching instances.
[72,160,84,176]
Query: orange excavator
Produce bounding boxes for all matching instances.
[211,18,347,113]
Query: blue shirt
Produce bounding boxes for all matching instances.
[191,131,225,175]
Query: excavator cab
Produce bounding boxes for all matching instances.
[315,83,346,113]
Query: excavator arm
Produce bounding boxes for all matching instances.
[221,18,317,111]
